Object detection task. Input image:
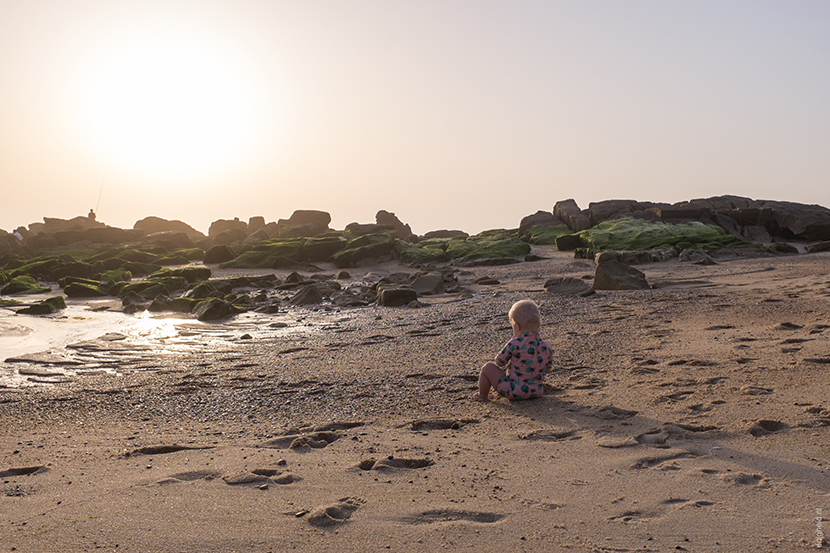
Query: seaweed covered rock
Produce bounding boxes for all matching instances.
[134,216,205,238]
[331,234,394,268]
[445,236,531,265]
[576,218,748,252]
[151,266,211,284]
[522,225,572,245]
[394,239,447,265]
[64,282,108,297]
[17,296,67,315]
[2,275,50,295]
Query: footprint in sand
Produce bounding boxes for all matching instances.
[223,470,300,487]
[519,429,579,442]
[261,431,343,451]
[124,444,213,457]
[156,470,222,485]
[404,509,506,525]
[587,405,638,420]
[356,457,433,471]
[740,385,773,396]
[0,466,49,478]
[720,472,769,488]
[409,418,479,431]
[630,450,696,470]
[303,497,364,527]
[747,419,788,437]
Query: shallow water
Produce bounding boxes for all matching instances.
[0,293,320,388]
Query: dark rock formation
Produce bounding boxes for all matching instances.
[17,296,67,315]
[377,285,417,306]
[375,210,413,239]
[423,230,468,239]
[204,245,237,264]
[279,210,331,227]
[518,211,564,234]
[134,216,205,238]
[593,261,650,290]
[208,218,247,238]
[553,199,592,232]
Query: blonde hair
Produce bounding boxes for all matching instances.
[509,299,541,330]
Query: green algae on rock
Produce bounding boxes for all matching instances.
[17,296,67,315]
[521,225,572,245]
[1,275,50,295]
[572,218,751,252]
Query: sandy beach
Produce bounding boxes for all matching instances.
[2,247,829,552]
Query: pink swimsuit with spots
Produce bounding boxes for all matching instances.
[494,331,553,400]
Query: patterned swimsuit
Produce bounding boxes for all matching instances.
[494,331,553,400]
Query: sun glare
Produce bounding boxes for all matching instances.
[82,36,256,178]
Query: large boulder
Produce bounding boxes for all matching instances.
[194,298,241,321]
[64,282,108,297]
[423,230,468,239]
[543,277,593,295]
[410,273,444,295]
[289,285,324,305]
[204,245,237,264]
[553,199,592,232]
[2,276,50,295]
[141,231,195,249]
[593,261,650,290]
[279,210,331,227]
[17,296,67,315]
[375,210,413,239]
[134,216,205,238]
[518,211,564,234]
[331,234,395,268]
[377,285,417,306]
[209,218,248,238]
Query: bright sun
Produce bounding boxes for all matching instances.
[82,36,256,178]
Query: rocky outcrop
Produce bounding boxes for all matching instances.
[518,211,564,234]
[553,200,592,232]
[568,196,830,243]
[423,230,468,239]
[279,210,331,228]
[134,216,205,238]
[375,210,413,239]
[208,218,247,238]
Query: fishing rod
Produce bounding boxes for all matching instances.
[94,170,107,219]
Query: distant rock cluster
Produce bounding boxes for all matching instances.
[3,195,830,318]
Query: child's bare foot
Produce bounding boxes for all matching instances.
[472,392,490,402]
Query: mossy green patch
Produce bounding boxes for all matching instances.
[445,237,531,263]
[330,234,394,268]
[151,266,211,283]
[116,249,160,263]
[154,255,190,266]
[299,237,347,261]
[473,229,518,240]
[17,296,67,315]
[521,225,572,245]
[0,298,22,307]
[394,240,447,265]
[100,268,132,283]
[58,276,100,288]
[575,218,749,252]
[1,275,50,295]
[0,271,7,285]
[64,282,108,297]
[174,248,205,261]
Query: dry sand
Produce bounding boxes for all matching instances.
[2,248,829,552]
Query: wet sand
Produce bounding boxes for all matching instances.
[2,248,829,551]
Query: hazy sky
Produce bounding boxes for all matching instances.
[2,1,829,235]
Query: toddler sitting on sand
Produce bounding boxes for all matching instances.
[474,299,553,401]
